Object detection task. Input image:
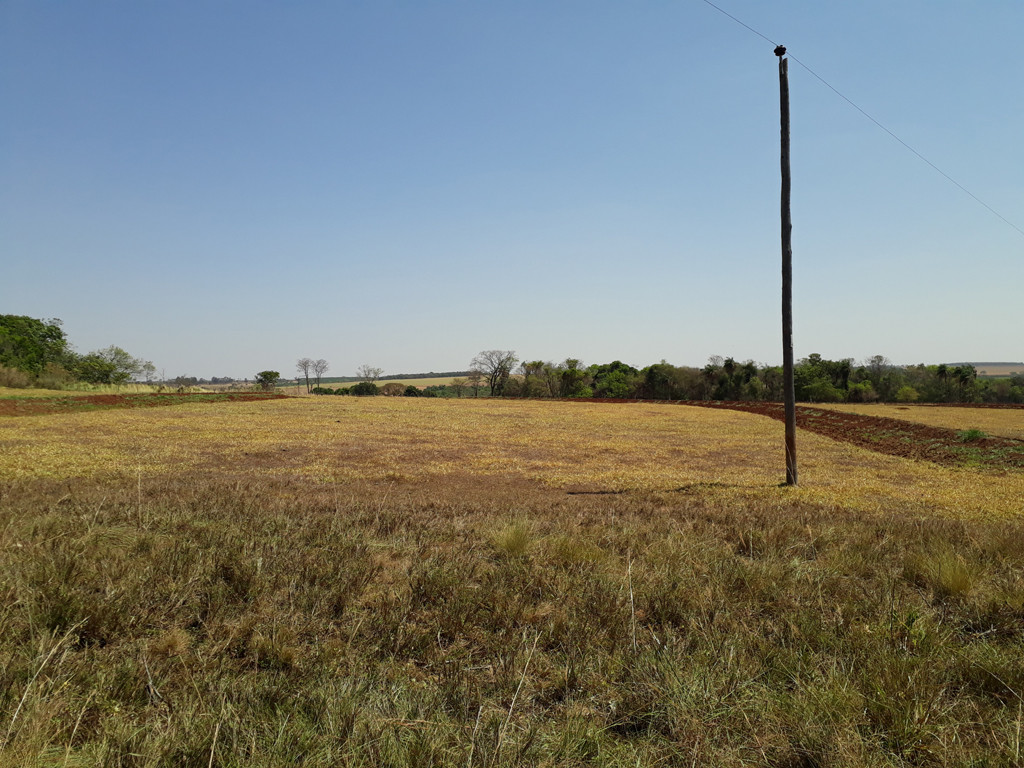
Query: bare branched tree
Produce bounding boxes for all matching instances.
[313,359,329,390]
[296,357,314,393]
[357,364,383,383]
[470,350,518,396]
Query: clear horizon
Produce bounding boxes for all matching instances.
[3,2,1021,380]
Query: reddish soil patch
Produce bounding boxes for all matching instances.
[557,398,1024,470]
[687,401,1024,470]
[0,392,289,417]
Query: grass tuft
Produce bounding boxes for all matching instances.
[492,521,532,558]
[906,547,980,601]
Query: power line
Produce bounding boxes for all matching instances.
[697,0,777,47]
[697,0,1024,240]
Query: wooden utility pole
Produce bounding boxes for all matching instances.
[776,45,797,486]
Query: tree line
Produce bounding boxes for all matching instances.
[0,315,154,388]
[302,349,1022,403]
[445,350,1023,404]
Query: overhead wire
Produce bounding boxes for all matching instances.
[697,0,1024,240]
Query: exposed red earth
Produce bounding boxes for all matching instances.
[573,399,1024,470]
[691,401,1024,470]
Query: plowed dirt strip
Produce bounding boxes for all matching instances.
[688,401,1024,470]
[0,392,288,417]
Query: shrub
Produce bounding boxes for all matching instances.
[36,363,73,389]
[847,381,878,402]
[350,382,378,397]
[403,385,421,397]
[802,379,843,403]
[957,429,987,442]
[380,382,405,397]
[894,385,919,403]
[311,387,335,395]
[0,365,32,388]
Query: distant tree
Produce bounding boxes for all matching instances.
[75,346,145,385]
[466,370,483,397]
[471,350,518,396]
[519,360,547,397]
[643,362,679,400]
[700,362,719,400]
[0,315,69,375]
[350,381,379,396]
[403,385,422,397]
[313,358,329,390]
[591,361,639,398]
[894,385,919,403]
[501,377,523,397]
[540,363,562,397]
[847,381,878,402]
[357,365,383,383]
[380,382,405,396]
[450,378,468,398]
[954,365,977,402]
[558,359,591,398]
[255,370,280,391]
[296,358,314,393]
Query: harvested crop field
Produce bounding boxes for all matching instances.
[2,396,1022,516]
[2,395,1023,766]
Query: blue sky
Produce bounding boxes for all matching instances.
[2,1,1021,379]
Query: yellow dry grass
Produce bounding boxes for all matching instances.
[325,376,458,388]
[975,363,1024,376]
[815,402,1024,440]
[4,398,1023,520]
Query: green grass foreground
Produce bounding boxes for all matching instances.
[2,476,1023,767]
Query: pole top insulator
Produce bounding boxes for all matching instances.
[774,45,787,57]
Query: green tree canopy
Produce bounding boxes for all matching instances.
[74,346,146,385]
[0,315,69,375]
[255,371,281,391]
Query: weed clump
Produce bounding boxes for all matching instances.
[958,428,988,442]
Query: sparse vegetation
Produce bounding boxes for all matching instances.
[958,428,988,442]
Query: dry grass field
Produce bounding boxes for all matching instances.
[816,402,1024,441]
[1,398,1020,517]
[303,377,459,390]
[2,397,1023,766]
[974,364,1024,377]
